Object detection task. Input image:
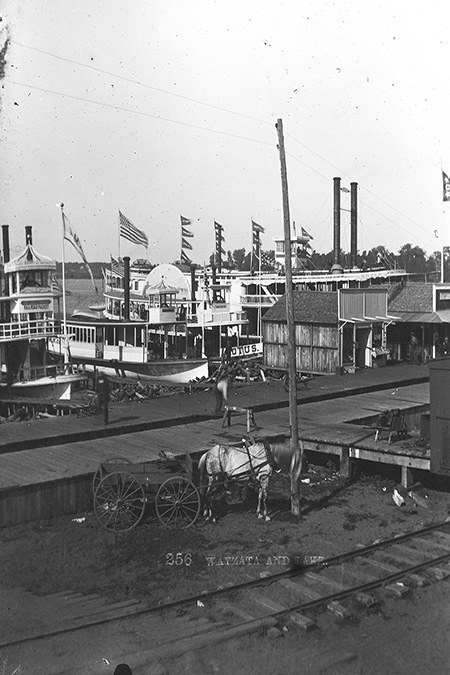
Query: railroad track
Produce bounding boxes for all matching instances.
[4,518,450,664]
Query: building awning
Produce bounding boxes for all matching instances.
[389,311,450,324]
[340,314,401,324]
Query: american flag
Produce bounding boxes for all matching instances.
[50,273,63,295]
[261,250,275,270]
[119,211,148,249]
[110,256,125,277]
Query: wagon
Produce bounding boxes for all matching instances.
[92,450,201,532]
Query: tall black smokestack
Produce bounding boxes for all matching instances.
[25,226,32,246]
[350,182,358,269]
[211,261,217,302]
[2,225,10,264]
[332,177,342,273]
[190,265,197,316]
[123,256,130,321]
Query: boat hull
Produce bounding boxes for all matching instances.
[0,374,87,400]
[70,356,208,383]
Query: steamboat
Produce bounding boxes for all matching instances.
[0,226,86,399]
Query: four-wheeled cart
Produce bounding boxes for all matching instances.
[92,451,201,532]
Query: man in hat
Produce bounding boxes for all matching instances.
[96,373,110,425]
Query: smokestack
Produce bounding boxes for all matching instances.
[331,177,343,274]
[2,225,10,264]
[211,261,217,302]
[25,226,32,246]
[350,182,358,269]
[123,256,130,321]
[190,265,197,316]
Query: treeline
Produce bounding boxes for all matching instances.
[56,242,447,279]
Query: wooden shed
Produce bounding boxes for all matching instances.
[262,291,339,375]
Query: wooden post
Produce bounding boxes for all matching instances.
[276,118,302,516]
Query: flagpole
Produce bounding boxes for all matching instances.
[60,203,69,369]
[118,211,120,259]
[258,227,262,339]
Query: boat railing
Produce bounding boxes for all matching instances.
[15,363,78,382]
[0,319,62,342]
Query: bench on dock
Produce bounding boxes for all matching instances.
[222,405,257,433]
[368,408,408,444]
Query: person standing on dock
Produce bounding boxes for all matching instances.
[214,363,233,415]
[97,374,110,425]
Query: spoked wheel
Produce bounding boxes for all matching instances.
[94,471,146,532]
[92,456,133,494]
[155,476,201,529]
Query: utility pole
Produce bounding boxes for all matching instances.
[276,118,302,516]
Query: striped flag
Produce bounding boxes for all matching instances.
[110,255,125,277]
[50,273,63,295]
[119,211,148,249]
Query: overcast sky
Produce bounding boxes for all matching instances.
[1,1,450,264]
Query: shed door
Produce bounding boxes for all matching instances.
[355,326,370,368]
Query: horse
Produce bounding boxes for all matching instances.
[198,434,296,522]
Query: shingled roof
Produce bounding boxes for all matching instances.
[262,291,338,324]
[388,284,434,312]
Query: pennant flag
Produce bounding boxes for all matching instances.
[63,213,98,292]
[252,220,265,234]
[180,250,192,265]
[214,221,225,271]
[119,211,148,249]
[110,255,125,277]
[443,171,450,202]
[301,227,313,240]
[180,215,194,262]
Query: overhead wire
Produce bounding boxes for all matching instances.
[8,40,436,253]
[7,80,275,148]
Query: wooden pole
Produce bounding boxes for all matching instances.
[276,118,302,516]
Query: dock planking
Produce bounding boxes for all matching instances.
[0,372,431,526]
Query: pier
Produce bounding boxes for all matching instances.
[0,364,430,527]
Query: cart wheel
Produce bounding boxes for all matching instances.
[155,476,201,529]
[94,471,146,532]
[92,456,133,494]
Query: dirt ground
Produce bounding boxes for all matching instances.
[2,458,450,674]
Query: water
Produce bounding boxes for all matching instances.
[63,278,104,316]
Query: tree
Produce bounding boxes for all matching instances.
[232,248,248,271]
[397,244,428,275]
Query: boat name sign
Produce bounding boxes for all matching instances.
[21,300,51,311]
[231,342,263,359]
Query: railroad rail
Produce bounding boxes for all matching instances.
[3,518,450,658]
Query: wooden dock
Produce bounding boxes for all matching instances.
[0,368,431,527]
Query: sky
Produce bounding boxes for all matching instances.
[1,0,450,265]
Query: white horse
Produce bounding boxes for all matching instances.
[198,435,295,522]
